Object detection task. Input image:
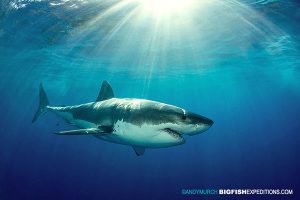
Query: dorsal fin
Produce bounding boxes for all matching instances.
[96,81,114,101]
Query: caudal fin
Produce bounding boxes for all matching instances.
[32,83,49,123]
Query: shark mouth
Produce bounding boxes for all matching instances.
[163,128,183,140]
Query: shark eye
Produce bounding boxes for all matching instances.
[182,114,187,120]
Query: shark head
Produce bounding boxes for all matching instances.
[128,101,213,139]
[156,104,214,136]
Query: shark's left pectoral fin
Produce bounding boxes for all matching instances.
[55,127,113,135]
[132,146,145,156]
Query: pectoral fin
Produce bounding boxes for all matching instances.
[55,127,113,135]
[132,146,145,156]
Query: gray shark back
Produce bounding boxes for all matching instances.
[50,98,176,126]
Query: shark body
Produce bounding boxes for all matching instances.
[33,81,213,156]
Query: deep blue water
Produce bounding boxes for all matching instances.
[0,0,300,199]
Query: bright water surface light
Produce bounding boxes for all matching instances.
[139,0,198,15]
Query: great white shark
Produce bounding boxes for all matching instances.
[32,81,213,156]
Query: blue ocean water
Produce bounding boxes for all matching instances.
[0,0,300,199]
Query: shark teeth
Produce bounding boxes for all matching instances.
[163,128,182,139]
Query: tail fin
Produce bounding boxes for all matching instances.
[32,83,49,123]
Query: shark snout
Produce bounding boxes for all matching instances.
[196,115,214,130]
[184,112,214,135]
[188,112,213,125]
[203,118,214,126]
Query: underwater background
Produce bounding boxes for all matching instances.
[0,0,300,199]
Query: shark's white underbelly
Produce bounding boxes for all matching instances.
[97,120,185,148]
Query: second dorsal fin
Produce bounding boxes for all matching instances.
[96,80,114,101]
